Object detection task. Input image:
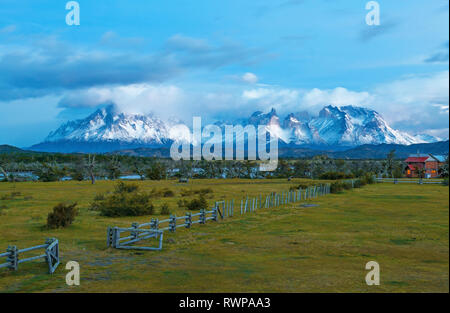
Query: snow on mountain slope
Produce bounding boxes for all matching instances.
[46,105,172,144]
[37,104,438,152]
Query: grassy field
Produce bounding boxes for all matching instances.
[0,179,448,292]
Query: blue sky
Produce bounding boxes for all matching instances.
[0,0,448,147]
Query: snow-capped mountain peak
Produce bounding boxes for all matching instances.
[36,104,439,153]
[46,105,171,144]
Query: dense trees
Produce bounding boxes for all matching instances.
[146,161,167,180]
[3,149,442,182]
[439,156,449,178]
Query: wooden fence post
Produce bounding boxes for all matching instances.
[131,222,139,239]
[169,215,176,232]
[7,246,18,271]
[113,227,119,248]
[186,212,192,227]
[45,238,59,274]
[151,218,159,231]
[107,226,113,247]
[200,209,206,224]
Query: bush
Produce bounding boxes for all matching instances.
[198,188,213,195]
[115,181,139,193]
[146,162,166,180]
[160,203,171,215]
[330,181,343,193]
[178,195,209,211]
[0,191,22,200]
[180,189,193,197]
[187,195,208,210]
[96,192,155,217]
[178,199,188,208]
[290,183,309,190]
[180,188,214,197]
[91,181,155,217]
[93,193,105,201]
[330,181,353,193]
[342,181,353,190]
[47,203,78,229]
[71,169,84,181]
[319,172,354,180]
[358,173,375,185]
[162,188,175,197]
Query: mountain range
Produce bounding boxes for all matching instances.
[28,104,442,154]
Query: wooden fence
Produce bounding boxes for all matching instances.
[376,178,443,184]
[107,208,218,250]
[107,184,331,251]
[0,238,60,274]
[218,183,331,218]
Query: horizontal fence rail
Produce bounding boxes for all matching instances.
[225,183,331,218]
[0,238,60,274]
[107,208,218,250]
[376,178,443,184]
[107,184,332,252]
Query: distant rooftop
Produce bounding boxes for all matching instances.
[428,155,447,162]
[405,156,428,163]
[408,153,430,158]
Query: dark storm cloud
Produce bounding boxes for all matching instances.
[0,35,266,101]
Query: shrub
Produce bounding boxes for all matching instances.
[178,195,208,211]
[162,188,175,197]
[90,193,105,211]
[93,193,105,201]
[71,169,84,181]
[97,192,155,217]
[330,182,343,193]
[180,189,193,197]
[114,181,139,193]
[91,181,155,217]
[178,199,188,208]
[290,183,309,190]
[359,173,375,185]
[47,203,78,229]
[197,188,213,195]
[180,188,214,197]
[146,162,166,180]
[160,203,171,215]
[36,164,66,182]
[319,172,354,180]
[187,195,208,210]
[0,191,22,200]
[342,181,353,190]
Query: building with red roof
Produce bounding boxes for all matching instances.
[404,154,447,178]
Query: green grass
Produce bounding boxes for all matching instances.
[0,179,448,292]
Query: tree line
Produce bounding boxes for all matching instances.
[0,149,448,183]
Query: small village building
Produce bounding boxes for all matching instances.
[424,155,447,178]
[404,154,447,178]
[404,154,428,178]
